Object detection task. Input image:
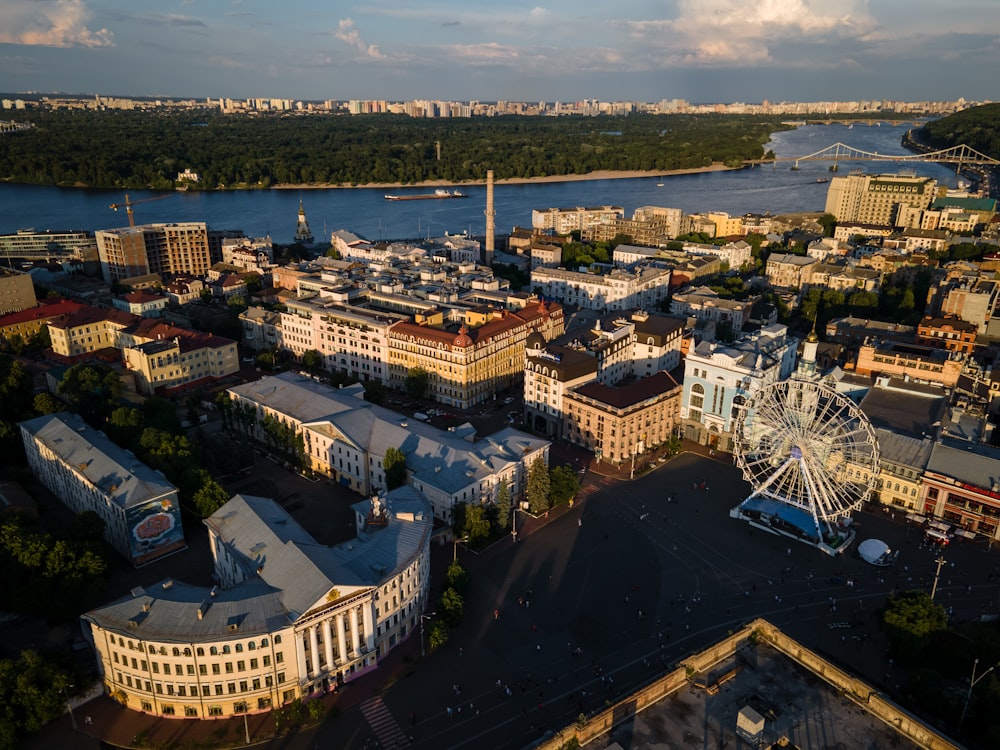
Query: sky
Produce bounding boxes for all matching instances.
[0,0,997,103]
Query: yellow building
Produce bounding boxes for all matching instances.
[853,341,963,388]
[387,300,564,409]
[563,371,682,466]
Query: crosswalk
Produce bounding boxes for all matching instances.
[360,696,410,748]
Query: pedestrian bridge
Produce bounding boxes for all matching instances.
[748,142,1000,170]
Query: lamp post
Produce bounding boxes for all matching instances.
[930,554,947,600]
[453,535,469,564]
[62,684,76,730]
[243,711,250,745]
[959,658,998,734]
[420,612,436,658]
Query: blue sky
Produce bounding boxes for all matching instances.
[0,1,997,103]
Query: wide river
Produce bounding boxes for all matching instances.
[0,122,963,243]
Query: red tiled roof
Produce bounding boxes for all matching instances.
[0,298,84,328]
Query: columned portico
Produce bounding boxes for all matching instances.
[295,631,308,682]
[322,618,335,671]
[349,607,360,654]
[336,612,347,662]
[362,603,375,652]
[308,625,320,677]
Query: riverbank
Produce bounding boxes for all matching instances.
[272,163,738,190]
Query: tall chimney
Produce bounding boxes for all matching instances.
[484,169,495,266]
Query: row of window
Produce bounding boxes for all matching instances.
[110,634,280,654]
[112,651,280,674]
[118,672,284,697]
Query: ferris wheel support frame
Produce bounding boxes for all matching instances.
[730,379,880,556]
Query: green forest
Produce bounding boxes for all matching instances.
[0,110,792,189]
[917,103,1000,157]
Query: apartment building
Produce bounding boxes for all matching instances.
[531,205,624,234]
[916,315,978,354]
[764,253,818,289]
[530,266,671,312]
[563,372,682,465]
[20,412,185,566]
[386,300,564,409]
[824,173,938,227]
[96,223,212,281]
[524,310,683,439]
[0,268,36,314]
[120,325,239,396]
[82,488,431,719]
[0,229,98,263]
[669,287,760,332]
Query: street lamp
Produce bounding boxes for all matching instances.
[959,658,999,734]
[453,535,469,564]
[420,612,436,658]
[62,684,76,730]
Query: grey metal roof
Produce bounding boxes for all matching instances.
[237,373,549,497]
[926,441,1000,489]
[19,412,177,509]
[874,429,934,469]
[859,385,947,438]
[206,490,431,620]
[83,578,291,641]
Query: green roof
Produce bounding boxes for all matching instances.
[930,197,997,213]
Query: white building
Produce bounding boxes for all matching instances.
[82,488,431,719]
[531,205,624,233]
[680,324,798,451]
[20,412,185,567]
[531,266,672,311]
[683,240,752,270]
[226,373,550,523]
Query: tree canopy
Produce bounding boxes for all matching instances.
[383,446,407,490]
[0,110,794,189]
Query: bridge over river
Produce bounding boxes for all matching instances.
[748,142,1000,171]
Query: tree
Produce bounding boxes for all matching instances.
[301,349,323,373]
[495,480,512,531]
[526,457,551,514]
[882,590,948,665]
[446,561,468,595]
[548,464,580,507]
[0,356,32,422]
[57,363,123,426]
[440,587,464,627]
[463,504,491,548]
[192,470,231,517]
[31,392,63,416]
[383,446,407,490]
[363,379,385,404]
[817,213,837,237]
[405,367,429,399]
[428,620,450,651]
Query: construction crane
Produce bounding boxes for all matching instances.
[108,192,172,227]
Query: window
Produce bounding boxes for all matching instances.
[141,700,153,712]
[161,705,175,716]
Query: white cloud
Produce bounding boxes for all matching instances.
[627,0,874,66]
[335,18,384,60]
[0,0,113,48]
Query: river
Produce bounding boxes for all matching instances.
[0,122,963,243]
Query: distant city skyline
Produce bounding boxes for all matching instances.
[0,1,997,103]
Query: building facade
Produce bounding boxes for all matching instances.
[20,412,185,566]
[530,266,672,312]
[824,173,938,227]
[531,205,624,234]
[0,268,36,315]
[97,223,212,282]
[680,325,798,451]
[82,489,431,719]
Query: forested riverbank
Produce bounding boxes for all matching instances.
[0,110,787,190]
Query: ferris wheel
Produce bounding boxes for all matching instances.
[732,379,880,544]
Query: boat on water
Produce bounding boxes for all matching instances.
[656,183,664,187]
[815,178,830,183]
[384,188,468,201]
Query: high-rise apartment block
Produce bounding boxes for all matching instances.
[96,223,212,281]
[824,173,938,228]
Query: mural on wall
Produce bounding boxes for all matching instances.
[126,496,184,563]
